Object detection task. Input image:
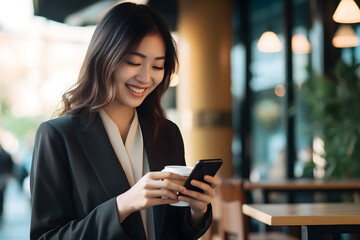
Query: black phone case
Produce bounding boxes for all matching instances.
[182,159,223,193]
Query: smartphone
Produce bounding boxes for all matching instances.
[182,159,223,193]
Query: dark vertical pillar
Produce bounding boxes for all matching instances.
[240,0,252,179]
[284,0,295,179]
[322,0,341,73]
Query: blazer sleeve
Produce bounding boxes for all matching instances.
[30,122,130,240]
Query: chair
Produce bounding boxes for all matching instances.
[210,178,298,240]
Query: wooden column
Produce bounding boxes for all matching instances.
[177,0,233,177]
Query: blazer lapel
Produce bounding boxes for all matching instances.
[75,114,147,239]
[74,114,130,198]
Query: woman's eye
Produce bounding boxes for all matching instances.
[126,61,140,66]
[153,66,164,70]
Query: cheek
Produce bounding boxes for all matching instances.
[154,71,165,86]
[114,63,134,83]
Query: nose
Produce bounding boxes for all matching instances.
[136,64,151,84]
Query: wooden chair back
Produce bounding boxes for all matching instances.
[217,178,249,240]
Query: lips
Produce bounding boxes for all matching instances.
[126,84,146,96]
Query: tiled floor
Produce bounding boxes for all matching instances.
[0,179,31,240]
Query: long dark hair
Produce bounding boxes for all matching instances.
[59,2,178,129]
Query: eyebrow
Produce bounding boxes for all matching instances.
[128,51,165,60]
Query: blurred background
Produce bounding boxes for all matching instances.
[0,0,359,239]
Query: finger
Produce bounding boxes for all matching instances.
[204,175,219,188]
[145,189,179,200]
[178,195,207,212]
[187,180,214,196]
[160,180,187,193]
[145,178,186,193]
[181,188,212,204]
[147,171,187,181]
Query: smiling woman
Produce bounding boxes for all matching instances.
[30,2,215,240]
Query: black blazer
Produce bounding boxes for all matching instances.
[30,113,212,240]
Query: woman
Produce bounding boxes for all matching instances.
[30,2,217,240]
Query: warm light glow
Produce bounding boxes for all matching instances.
[170,74,179,87]
[169,33,180,88]
[298,81,304,90]
[332,25,359,48]
[0,129,19,154]
[333,0,360,23]
[254,99,280,128]
[274,85,286,97]
[292,34,311,53]
[313,136,326,179]
[257,31,282,53]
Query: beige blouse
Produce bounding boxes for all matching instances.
[99,109,155,240]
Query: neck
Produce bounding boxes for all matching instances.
[103,105,135,142]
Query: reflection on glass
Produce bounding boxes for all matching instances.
[332,25,359,48]
[250,0,285,181]
[292,34,311,53]
[292,0,313,179]
[274,85,286,97]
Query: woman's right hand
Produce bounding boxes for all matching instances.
[115,171,187,222]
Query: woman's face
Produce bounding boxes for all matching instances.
[112,33,166,109]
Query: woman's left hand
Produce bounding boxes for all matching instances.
[177,175,219,226]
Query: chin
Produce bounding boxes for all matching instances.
[127,99,146,108]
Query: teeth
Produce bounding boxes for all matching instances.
[127,85,145,94]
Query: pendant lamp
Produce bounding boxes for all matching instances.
[257,31,282,53]
[333,0,360,23]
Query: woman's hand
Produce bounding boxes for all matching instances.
[115,171,187,222]
[177,175,219,227]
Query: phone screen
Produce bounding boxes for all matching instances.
[182,159,223,193]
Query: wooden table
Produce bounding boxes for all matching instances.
[244,179,360,191]
[243,203,360,240]
[243,179,360,203]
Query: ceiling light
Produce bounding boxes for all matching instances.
[257,31,282,53]
[333,0,360,23]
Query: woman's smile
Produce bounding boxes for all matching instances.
[126,84,146,96]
